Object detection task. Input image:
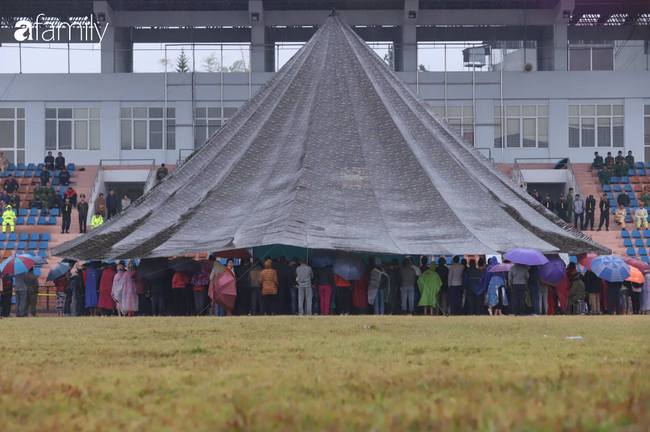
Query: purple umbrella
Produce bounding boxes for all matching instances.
[503,248,549,266]
[540,255,567,284]
[488,263,514,273]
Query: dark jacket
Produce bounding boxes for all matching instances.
[44,155,55,170]
[55,156,66,170]
[58,171,71,185]
[556,200,568,215]
[585,197,596,213]
[543,199,554,212]
[40,170,50,184]
[599,199,611,214]
[78,201,89,217]
[106,194,118,210]
[583,270,602,294]
[62,203,73,216]
[617,193,630,207]
[3,179,18,194]
[436,264,449,293]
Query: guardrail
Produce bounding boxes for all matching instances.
[177,149,194,166]
[513,157,582,198]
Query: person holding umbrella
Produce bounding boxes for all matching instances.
[54,274,69,317]
[24,268,40,317]
[14,272,27,317]
[583,269,603,315]
[590,255,631,315]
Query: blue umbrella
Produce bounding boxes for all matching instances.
[503,248,549,266]
[333,252,365,281]
[540,255,567,284]
[591,255,630,282]
[0,254,40,275]
[47,259,75,282]
[309,250,337,268]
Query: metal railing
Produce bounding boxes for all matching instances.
[513,157,582,198]
[177,149,194,166]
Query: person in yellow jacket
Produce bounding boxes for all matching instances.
[2,204,16,233]
[91,212,104,230]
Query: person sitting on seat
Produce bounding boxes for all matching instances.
[2,205,16,233]
[641,186,650,207]
[625,151,635,169]
[3,174,18,194]
[8,192,20,210]
[635,202,648,231]
[590,151,603,170]
[58,167,71,186]
[617,190,630,208]
[44,151,55,170]
[604,152,615,168]
[32,184,44,207]
[598,165,613,186]
[615,150,624,167]
[39,166,50,186]
[615,204,627,227]
[55,152,66,171]
[91,212,104,230]
[616,158,630,177]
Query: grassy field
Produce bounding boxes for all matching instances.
[0,316,648,432]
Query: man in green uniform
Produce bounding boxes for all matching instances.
[625,151,635,169]
[32,184,44,206]
[605,152,615,167]
[567,188,574,222]
[24,268,40,317]
[640,186,650,207]
[599,165,613,185]
[617,158,630,177]
[590,151,604,170]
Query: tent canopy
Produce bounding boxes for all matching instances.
[52,14,609,261]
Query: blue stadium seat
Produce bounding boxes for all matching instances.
[38,251,47,259]
[16,241,26,250]
[625,185,633,192]
[624,239,633,247]
[26,217,35,225]
[37,216,47,225]
[27,163,35,171]
[8,233,17,241]
[67,163,75,171]
[40,208,49,216]
[18,209,27,217]
[626,216,634,223]
[633,230,641,238]
[58,186,65,195]
[24,170,33,178]
[26,250,35,256]
[29,208,38,216]
[606,192,614,199]
[635,239,644,247]
[639,247,648,256]
[643,256,650,264]
[27,241,37,250]
[621,176,630,184]
[30,233,39,241]
[621,230,630,238]
[7,163,15,171]
[0,233,6,241]
[37,163,44,170]
[629,169,636,176]
[644,231,650,239]
[639,169,647,176]
[631,200,639,207]
[51,208,60,216]
[41,233,51,241]
[613,185,622,192]
[627,247,636,257]
[15,217,24,225]
[17,163,25,171]
[38,241,48,249]
[569,256,578,263]
[626,208,632,215]
[637,162,644,169]
[611,176,620,183]
[52,178,60,185]
[609,199,617,208]
[603,185,611,192]
[0,241,4,250]
[19,233,28,241]
[5,241,15,250]
[13,171,23,178]
[629,192,636,199]
[48,216,56,225]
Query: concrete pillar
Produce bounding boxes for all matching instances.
[538,0,572,71]
[249,0,265,73]
[264,28,276,72]
[396,0,418,73]
[624,98,644,161]
[114,28,133,73]
[100,26,116,73]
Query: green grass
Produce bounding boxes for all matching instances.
[1,316,649,431]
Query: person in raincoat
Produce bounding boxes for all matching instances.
[91,212,104,230]
[417,266,443,316]
[97,262,117,315]
[483,257,508,315]
[2,205,16,233]
[367,259,390,315]
[191,260,212,315]
[84,262,101,316]
[113,261,139,316]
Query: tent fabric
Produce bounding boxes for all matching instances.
[51,14,609,261]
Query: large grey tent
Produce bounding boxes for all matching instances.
[52,14,608,261]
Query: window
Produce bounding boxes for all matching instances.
[428,105,474,144]
[569,42,614,71]
[568,104,623,148]
[121,107,175,150]
[0,108,25,164]
[46,107,100,151]
[194,106,238,148]
[493,105,548,148]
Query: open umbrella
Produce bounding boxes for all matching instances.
[213,248,251,259]
[0,253,40,275]
[47,259,75,282]
[309,249,337,268]
[169,257,200,274]
[577,252,599,271]
[540,255,567,284]
[503,248,549,266]
[591,255,630,282]
[210,271,237,311]
[333,252,365,281]
[625,266,644,283]
[623,257,650,274]
[137,258,169,279]
[487,263,514,273]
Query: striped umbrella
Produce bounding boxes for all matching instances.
[591,255,630,282]
[0,253,40,275]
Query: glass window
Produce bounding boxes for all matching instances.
[645,105,650,116]
[448,118,461,132]
[597,105,611,116]
[569,105,580,116]
[569,117,580,148]
[90,108,101,119]
[133,107,147,119]
[196,107,207,118]
[538,117,548,148]
[149,108,163,119]
[494,119,502,148]
[17,108,25,119]
[597,118,611,147]
[46,108,57,119]
[58,108,72,119]
[613,105,623,116]
[208,107,221,118]
[149,120,163,149]
[522,106,536,117]
[538,105,548,116]
[0,121,14,148]
[613,117,624,147]
[224,107,238,118]
[581,105,595,116]
[0,108,14,119]
[120,107,132,119]
[120,120,131,150]
[74,108,88,119]
[167,107,175,118]
[506,106,520,117]
[133,120,147,149]
[645,117,650,146]
[581,118,595,147]
[447,106,461,117]
[90,120,101,150]
[506,118,520,148]
[592,46,614,71]
[58,121,72,150]
[46,120,57,150]
[166,120,176,150]
[463,106,473,116]
[494,106,502,117]
[522,118,536,148]
[74,121,88,150]
[17,120,25,149]
[569,47,590,71]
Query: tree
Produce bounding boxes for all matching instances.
[159,58,172,71]
[175,48,190,73]
[383,46,394,70]
[228,59,249,72]
[202,53,224,72]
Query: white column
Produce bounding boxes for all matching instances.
[624,98,644,160]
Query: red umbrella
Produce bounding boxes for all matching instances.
[577,253,599,271]
[623,257,650,274]
[213,249,251,259]
[209,271,237,311]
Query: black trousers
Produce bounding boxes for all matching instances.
[585,211,595,230]
[251,287,263,315]
[262,294,278,315]
[607,285,620,314]
[511,284,527,315]
[598,212,609,229]
[61,213,71,232]
[631,290,640,314]
[337,286,351,314]
[574,212,584,230]
[107,207,117,219]
[78,213,87,233]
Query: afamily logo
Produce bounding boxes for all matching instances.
[14,14,109,48]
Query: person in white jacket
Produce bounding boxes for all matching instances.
[635,202,648,230]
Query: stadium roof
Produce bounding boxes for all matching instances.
[51,13,609,261]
